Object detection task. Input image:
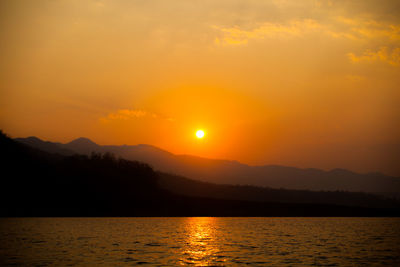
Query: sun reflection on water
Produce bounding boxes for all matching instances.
[180,217,224,266]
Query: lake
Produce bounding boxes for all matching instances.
[1,218,399,266]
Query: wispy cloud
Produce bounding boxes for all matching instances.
[105,109,147,120]
[213,19,323,46]
[100,109,175,123]
[348,47,400,66]
[213,16,400,48]
[336,17,400,41]
[213,15,400,68]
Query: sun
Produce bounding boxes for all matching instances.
[196,129,205,139]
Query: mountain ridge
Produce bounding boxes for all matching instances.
[14,136,400,194]
[2,131,399,216]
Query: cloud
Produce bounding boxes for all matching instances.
[213,14,400,69]
[338,18,400,66]
[335,17,400,41]
[213,19,323,45]
[105,109,147,120]
[348,47,400,66]
[100,109,175,123]
[212,16,400,47]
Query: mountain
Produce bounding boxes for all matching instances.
[157,173,399,209]
[15,136,400,194]
[65,137,99,152]
[2,131,399,216]
[14,136,75,156]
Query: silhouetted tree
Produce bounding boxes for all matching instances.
[1,130,399,217]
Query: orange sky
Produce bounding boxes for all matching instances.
[1,0,399,176]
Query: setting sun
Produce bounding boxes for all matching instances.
[196,130,205,139]
[0,1,399,265]
[0,0,399,177]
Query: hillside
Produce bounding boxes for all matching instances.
[0,131,396,216]
[158,173,399,209]
[15,136,400,194]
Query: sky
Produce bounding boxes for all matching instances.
[0,0,399,176]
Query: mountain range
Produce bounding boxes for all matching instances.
[15,136,400,195]
[1,131,398,216]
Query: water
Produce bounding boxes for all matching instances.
[0,218,399,266]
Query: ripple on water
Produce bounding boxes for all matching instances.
[145,242,162,246]
[0,218,399,266]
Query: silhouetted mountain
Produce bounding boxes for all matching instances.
[14,136,75,156]
[158,173,398,209]
[1,130,399,216]
[15,136,400,195]
[65,137,100,153]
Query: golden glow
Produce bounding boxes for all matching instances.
[182,217,221,265]
[0,0,399,176]
[196,130,205,139]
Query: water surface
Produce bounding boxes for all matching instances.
[1,218,399,266]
